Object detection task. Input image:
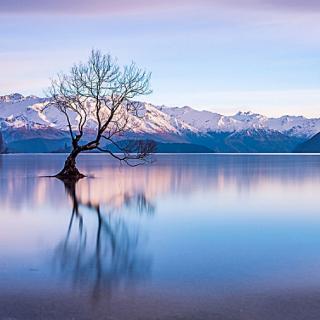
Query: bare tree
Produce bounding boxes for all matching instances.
[47,50,155,180]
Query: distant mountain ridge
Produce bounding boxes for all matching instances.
[0,93,319,153]
[295,133,320,153]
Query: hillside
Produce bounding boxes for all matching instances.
[295,133,320,153]
[0,93,318,153]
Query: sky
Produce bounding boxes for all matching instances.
[0,0,319,117]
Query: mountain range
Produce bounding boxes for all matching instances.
[0,93,319,153]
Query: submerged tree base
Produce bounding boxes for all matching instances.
[54,151,86,182]
[55,164,86,182]
[55,172,86,182]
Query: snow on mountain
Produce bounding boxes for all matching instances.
[0,93,319,139]
[159,106,320,138]
[0,95,197,137]
[0,94,49,129]
[128,103,197,135]
[267,115,320,138]
[0,93,24,103]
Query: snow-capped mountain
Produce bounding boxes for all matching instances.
[0,94,194,136]
[159,106,320,138]
[0,93,319,153]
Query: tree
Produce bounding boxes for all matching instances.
[47,50,154,181]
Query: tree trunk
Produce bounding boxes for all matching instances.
[55,148,85,181]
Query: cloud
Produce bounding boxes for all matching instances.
[265,0,320,11]
[0,0,194,15]
[0,0,319,15]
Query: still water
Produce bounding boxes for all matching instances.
[1,154,320,319]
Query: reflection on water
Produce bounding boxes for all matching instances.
[1,154,320,209]
[2,154,320,306]
[53,180,153,299]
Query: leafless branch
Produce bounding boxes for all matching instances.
[46,49,153,176]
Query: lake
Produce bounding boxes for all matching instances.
[1,154,320,319]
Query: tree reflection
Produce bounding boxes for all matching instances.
[54,179,154,300]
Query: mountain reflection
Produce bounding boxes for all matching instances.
[53,179,154,299]
[2,154,320,307]
[1,155,320,212]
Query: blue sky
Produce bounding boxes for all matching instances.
[0,0,319,117]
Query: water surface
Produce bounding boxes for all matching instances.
[1,154,320,319]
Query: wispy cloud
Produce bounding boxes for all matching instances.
[1,0,320,15]
[0,0,319,116]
